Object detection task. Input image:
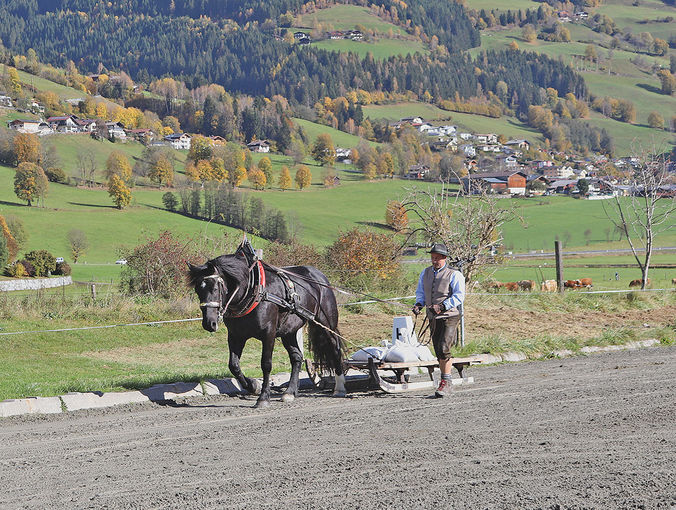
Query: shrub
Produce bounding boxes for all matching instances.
[120,231,201,298]
[53,261,72,276]
[24,250,56,276]
[18,259,35,276]
[45,167,68,184]
[4,261,27,277]
[264,239,323,268]
[162,192,178,212]
[0,234,7,269]
[325,228,406,292]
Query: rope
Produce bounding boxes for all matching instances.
[0,317,202,337]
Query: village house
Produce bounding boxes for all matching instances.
[547,179,577,194]
[463,171,528,195]
[106,122,127,140]
[75,118,97,133]
[496,154,519,169]
[47,115,79,133]
[335,147,352,162]
[504,139,530,151]
[164,132,191,150]
[29,101,45,114]
[542,165,575,179]
[7,119,52,135]
[474,133,498,144]
[247,139,270,153]
[458,132,473,141]
[460,144,476,157]
[0,95,13,108]
[400,116,424,126]
[128,128,155,143]
[404,164,430,180]
[480,144,502,153]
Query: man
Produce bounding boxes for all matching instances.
[412,243,465,398]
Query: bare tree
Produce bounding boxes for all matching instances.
[76,150,98,187]
[602,146,675,289]
[67,229,88,263]
[400,180,520,283]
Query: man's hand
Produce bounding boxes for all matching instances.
[431,304,445,314]
[412,303,422,315]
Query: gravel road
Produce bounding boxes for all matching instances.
[2,347,674,509]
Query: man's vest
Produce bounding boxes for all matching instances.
[422,264,459,319]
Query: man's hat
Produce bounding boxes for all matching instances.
[428,243,449,257]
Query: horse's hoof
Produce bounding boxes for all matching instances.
[332,391,346,398]
[281,392,295,403]
[250,379,262,395]
[254,399,270,409]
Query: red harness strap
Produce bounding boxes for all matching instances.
[229,260,266,318]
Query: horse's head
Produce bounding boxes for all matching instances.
[187,261,227,332]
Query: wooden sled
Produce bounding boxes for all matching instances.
[305,356,482,394]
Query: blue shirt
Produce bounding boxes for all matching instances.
[415,262,465,310]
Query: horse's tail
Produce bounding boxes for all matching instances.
[307,318,346,375]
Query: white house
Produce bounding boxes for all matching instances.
[8,119,41,133]
[247,139,270,153]
[474,133,498,144]
[460,144,476,157]
[165,133,191,150]
[106,122,127,140]
[0,95,13,108]
[47,115,79,133]
[458,132,473,141]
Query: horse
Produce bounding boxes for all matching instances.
[187,247,346,408]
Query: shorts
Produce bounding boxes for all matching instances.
[430,314,461,360]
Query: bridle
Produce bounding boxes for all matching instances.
[199,273,240,319]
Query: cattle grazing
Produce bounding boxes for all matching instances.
[484,281,504,292]
[541,279,557,292]
[579,278,593,288]
[504,281,519,291]
[518,279,535,291]
[629,278,651,288]
[564,279,582,289]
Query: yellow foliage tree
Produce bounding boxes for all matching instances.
[385,200,409,231]
[108,174,132,209]
[148,154,174,187]
[14,162,48,207]
[105,151,132,182]
[229,166,247,188]
[248,168,267,190]
[14,133,41,164]
[0,215,18,263]
[278,166,292,190]
[295,165,312,189]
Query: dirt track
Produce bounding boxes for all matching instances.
[2,347,674,509]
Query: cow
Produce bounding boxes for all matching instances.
[504,281,519,291]
[579,278,593,289]
[484,281,504,292]
[564,279,582,289]
[672,278,676,285]
[518,279,535,291]
[541,279,557,292]
[629,278,651,288]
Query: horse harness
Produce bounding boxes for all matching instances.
[200,259,317,323]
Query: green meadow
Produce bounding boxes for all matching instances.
[297,4,407,35]
[294,117,377,148]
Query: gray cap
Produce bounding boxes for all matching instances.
[428,243,449,257]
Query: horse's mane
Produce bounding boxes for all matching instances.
[187,254,249,287]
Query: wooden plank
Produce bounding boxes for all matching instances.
[345,357,482,370]
[376,376,474,394]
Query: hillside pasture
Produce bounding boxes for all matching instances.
[297,5,407,36]
[293,117,376,148]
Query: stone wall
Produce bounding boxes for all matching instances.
[0,276,72,292]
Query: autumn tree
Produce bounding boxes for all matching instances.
[229,166,247,188]
[522,24,536,42]
[108,174,132,209]
[295,165,312,189]
[248,167,267,190]
[148,153,174,186]
[0,214,18,263]
[14,162,48,206]
[278,165,292,190]
[76,150,98,187]
[67,229,88,262]
[187,135,213,163]
[14,132,41,164]
[257,156,273,185]
[386,201,409,231]
[311,133,336,166]
[105,150,132,182]
[323,167,337,187]
[647,111,664,129]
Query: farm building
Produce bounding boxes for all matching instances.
[462,171,528,195]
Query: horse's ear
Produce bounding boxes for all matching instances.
[186,261,195,271]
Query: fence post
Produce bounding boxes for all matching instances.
[90,283,97,299]
[555,241,564,294]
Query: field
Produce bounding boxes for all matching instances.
[296,4,407,35]
[293,118,377,148]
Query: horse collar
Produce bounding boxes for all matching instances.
[225,260,266,318]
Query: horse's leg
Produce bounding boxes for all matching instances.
[228,336,261,396]
[255,334,276,409]
[280,330,304,403]
[333,359,346,398]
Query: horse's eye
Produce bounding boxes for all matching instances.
[200,281,207,289]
